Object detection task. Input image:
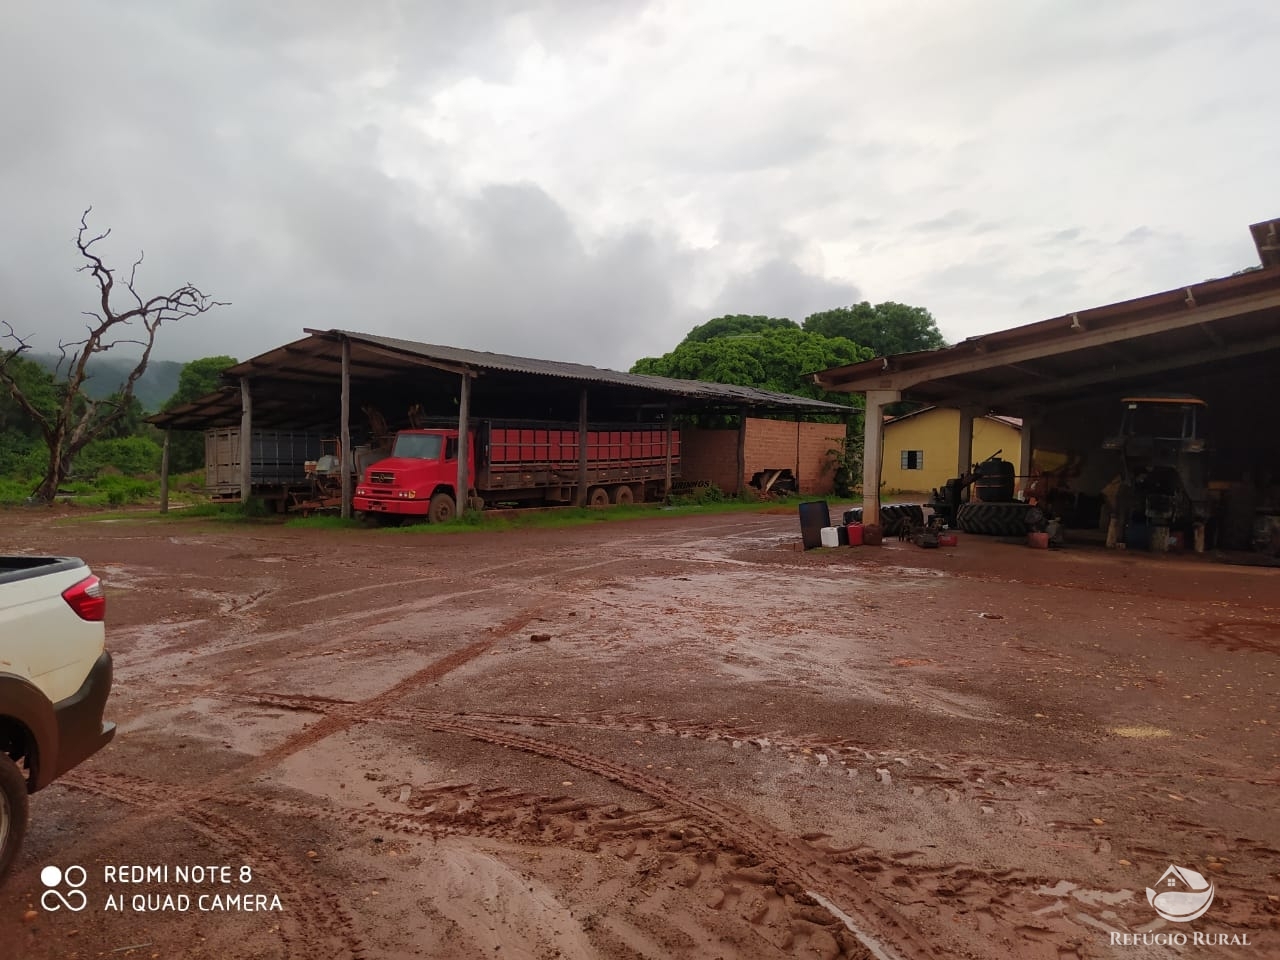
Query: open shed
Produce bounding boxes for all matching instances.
[149,329,849,513]
[813,217,1280,551]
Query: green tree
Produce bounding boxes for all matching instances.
[161,355,237,473]
[802,301,946,357]
[631,324,872,405]
[683,314,798,343]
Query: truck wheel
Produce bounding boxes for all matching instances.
[0,756,29,885]
[588,487,609,508]
[428,493,456,523]
[613,485,634,506]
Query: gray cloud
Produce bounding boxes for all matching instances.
[1,0,1277,379]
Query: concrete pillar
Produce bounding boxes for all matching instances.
[861,389,901,527]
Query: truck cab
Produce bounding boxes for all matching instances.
[353,429,471,523]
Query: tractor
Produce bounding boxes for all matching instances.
[1102,395,1210,552]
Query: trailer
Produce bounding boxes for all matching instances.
[203,428,324,509]
[353,420,680,523]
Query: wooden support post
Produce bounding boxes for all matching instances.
[957,406,976,479]
[456,371,471,513]
[239,377,252,504]
[861,389,900,527]
[736,409,747,497]
[340,337,352,519]
[576,387,589,506]
[664,404,673,501]
[794,414,801,494]
[159,429,171,514]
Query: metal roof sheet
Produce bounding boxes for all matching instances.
[149,329,849,429]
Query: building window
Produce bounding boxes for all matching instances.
[901,450,924,470]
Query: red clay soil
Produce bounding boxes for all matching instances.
[0,504,1276,959]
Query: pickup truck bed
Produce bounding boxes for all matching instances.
[1,555,116,883]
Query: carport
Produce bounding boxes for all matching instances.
[813,217,1280,549]
[149,329,847,514]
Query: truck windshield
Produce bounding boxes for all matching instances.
[392,434,444,460]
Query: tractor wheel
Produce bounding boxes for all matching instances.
[428,493,457,524]
[588,487,610,508]
[613,485,635,506]
[957,502,1032,536]
[0,755,29,885]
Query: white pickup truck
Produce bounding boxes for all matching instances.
[0,556,115,883]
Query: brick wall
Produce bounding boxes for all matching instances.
[680,418,845,494]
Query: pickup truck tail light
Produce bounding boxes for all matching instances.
[63,575,106,622]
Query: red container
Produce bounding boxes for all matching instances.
[862,524,883,546]
[846,523,864,546]
[938,533,958,547]
[1027,531,1050,549]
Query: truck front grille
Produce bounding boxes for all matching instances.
[370,471,395,485]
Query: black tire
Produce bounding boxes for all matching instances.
[880,506,921,537]
[0,755,29,886]
[428,493,456,524]
[957,502,1033,536]
[588,487,610,508]
[613,485,634,506]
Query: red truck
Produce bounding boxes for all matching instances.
[353,420,680,523]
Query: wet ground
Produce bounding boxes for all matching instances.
[1,506,1276,959]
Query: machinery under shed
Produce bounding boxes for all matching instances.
[813,217,1280,558]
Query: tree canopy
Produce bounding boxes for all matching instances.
[630,318,872,406]
[164,355,237,410]
[802,301,946,357]
[161,355,237,473]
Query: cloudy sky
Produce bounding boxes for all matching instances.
[2,1,1276,371]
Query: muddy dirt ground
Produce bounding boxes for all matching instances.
[1,506,1276,959]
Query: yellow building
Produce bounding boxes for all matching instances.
[880,407,1022,494]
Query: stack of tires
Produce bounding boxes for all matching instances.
[842,503,924,536]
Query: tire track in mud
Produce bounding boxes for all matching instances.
[224,691,933,959]
[229,692,1280,789]
[64,770,367,960]
[392,715,937,960]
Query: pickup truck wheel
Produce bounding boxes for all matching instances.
[0,756,29,885]
[428,493,456,523]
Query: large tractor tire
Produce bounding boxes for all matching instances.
[956,502,1032,536]
[878,503,925,536]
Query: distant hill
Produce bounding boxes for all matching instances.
[27,353,185,413]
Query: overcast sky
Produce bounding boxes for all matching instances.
[2,1,1276,371]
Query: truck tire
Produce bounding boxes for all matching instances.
[956,502,1032,536]
[428,493,456,524]
[0,755,29,885]
[613,485,634,506]
[588,487,609,508]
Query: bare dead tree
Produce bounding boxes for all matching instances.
[0,209,227,502]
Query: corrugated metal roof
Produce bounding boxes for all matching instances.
[149,329,849,429]
[813,263,1280,408]
[316,330,848,410]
